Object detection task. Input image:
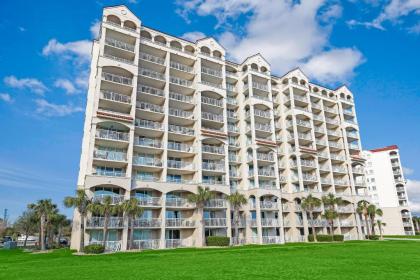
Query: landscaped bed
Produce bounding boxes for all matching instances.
[1,241,419,280]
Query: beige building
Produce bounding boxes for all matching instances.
[71,5,370,251]
[363,146,415,235]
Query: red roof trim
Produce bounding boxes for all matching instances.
[370,145,398,153]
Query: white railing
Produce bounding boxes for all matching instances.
[139,68,165,81]
[252,81,268,91]
[170,76,192,87]
[261,218,280,227]
[337,205,353,213]
[262,236,281,244]
[134,137,162,148]
[254,109,271,118]
[88,240,122,252]
[132,239,160,250]
[104,53,134,65]
[166,218,195,227]
[294,94,308,103]
[135,119,163,130]
[228,125,239,133]
[133,157,162,167]
[132,218,161,228]
[201,66,222,77]
[96,129,129,141]
[257,168,276,177]
[105,37,135,52]
[100,90,131,103]
[308,219,328,227]
[202,162,225,171]
[139,52,165,65]
[169,91,193,103]
[102,72,132,86]
[253,123,271,132]
[86,217,124,228]
[136,101,164,113]
[170,61,193,73]
[202,145,224,154]
[94,167,125,177]
[205,199,226,208]
[201,80,223,89]
[166,198,195,208]
[201,96,223,107]
[302,173,317,181]
[202,176,225,185]
[167,160,193,170]
[165,239,185,248]
[93,150,127,162]
[227,97,237,105]
[202,112,224,122]
[260,201,278,209]
[137,197,161,207]
[256,152,275,161]
[92,194,124,204]
[329,141,343,149]
[168,124,194,135]
[137,85,164,97]
[169,108,193,119]
[204,218,227,227]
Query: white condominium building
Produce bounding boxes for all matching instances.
[363,146,415,235]
[71,5,370,251]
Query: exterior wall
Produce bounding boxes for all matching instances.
[71,5,370,251]
[363,146,415,235]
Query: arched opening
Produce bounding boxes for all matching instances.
[261,66,268,73]
[300,79,306,86]
[242,65,248,72]
[184,45,195,54]
[282,78,288,85]
[321,90,327,96]
[106,15,121,26]
[329,92,335,98]
[200,46,211,55]
[170,40,182,50]
[313,87,319,93]
[154,35,167,46]
[251,63,258,71]
[91,185,125,204]
[213,50,222,58]
[140,30,152,40]
[346,95,352,100]
[340,92,345,99]
[123,20,137,31]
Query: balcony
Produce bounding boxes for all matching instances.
[302,173,317,182]
[253,109,271,119]
[137,85,164,98]
[168,124,194,136]
[92,194,124,204]
[167,160,194,170]
[252,81,268,92]
[308,219,328,227]
[102,72,132,86]
[334,179,349,186]
[94,167,125,177]
[288,119,311,128]
[134,137,162,149]
[329,141,343,149]
[169,108,193,119]
[202,177,225,185]
[95,129,129,142]
[131,218,161,228]
[167,142,193,153]
[105,37,135,52]
[324,107,337,114]
[86,217,124,228]
[257,168,276,177]
[170,76,192,87]
[201,80,223,89]
[204,218,227,227]
[93,150,127,162]
[260,201,278,210]
[294,94,308,103]
[337,205,353,213]
[137,197,161,207]
[202,145,224,155]
[136,101,164,114]
[135,119,163,130]
[205,199,227,208]
[132,239,160,250]
[325,117,339,125]
[100,90,131,104]
[139,52,165,65]
[332,166,347,173]
[256,152,275,162]
[253,123,271,132]
[103,53,134,65]
[339,220,355,227]
[343,108,354,115]
[133,157,162,167]
[201,66,222,78]
[202,162,225,172]
[166,198,195,208]
[202,112,224,122]
[166,218,195,228]
[201,96,223,107]
[170,61,193,73]
[169,91,193,103]
[139,68,165,81]
[261,218,280,227]
[165,239,187,248]
[227,97,237,106]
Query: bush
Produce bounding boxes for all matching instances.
[308,234,314,242]
[365,235,379,240]
[206,236,230,247]
[333,235,344,242]
[416,232,420,236]
[84,244,105,254]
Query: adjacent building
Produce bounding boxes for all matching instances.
[71,5,370,251]
[363,146,415,235]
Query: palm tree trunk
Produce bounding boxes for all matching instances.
[234,208,239,245]
[371,217,375,235]
[330,220,334,240]
[129,216,134,250]
[103,215,109,248]
[364,214,370,237]
[23,231,28,248]
[310,211,317,242]
[80,214,85,252]
[40,214,46,251]
[378,223,383,240]
[200,207,205,247]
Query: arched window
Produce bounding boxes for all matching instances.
[184,45,195,54]
[140,30,152,40]
[261,66,268,73]
[154,35,167,46]
[170,40,182,50]
[200,46,211,55]
[213,50,222,58]
[251,63,258,70]
[123,20,137,31]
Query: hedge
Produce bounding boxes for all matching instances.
[365,235,379,240]
[206,236,230,246]
[84,244,105,254]
[416,232,420,236]
[308,234,344,242]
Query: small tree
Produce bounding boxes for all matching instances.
[357,200,371,237]
[64,190,92,252]
[88,196,120,248]
[301,195,321,242]
[376,220,386,240]
[322,209,338,238]
[28,199,58,251]
[227,192,247,245]
[51,214,71,245]
[187,186,214,246]
[14,210,38,248]
[121,198,143,250]
[322,193,341,239]
[368,204,383,235]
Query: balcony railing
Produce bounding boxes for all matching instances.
[201,66,222,77]
[261,218,280,227]
[257,168,276,177]
[95,129,129,141]
[202,162,225,171]
[329,141,343,149]
[201,80,223,89]
[104,53,134,65]
[92,194,124,204]
[202,112,224,122]
[202,177,225,185]
[170,76,192,87]
[166,218,195,227]
[169,91,193,103]
[133,157,162,167]
[100,90,131,104]
[260,201,278,209]
[94,167,125,177]
[86,217,124,228]
[169,108,193,119]
[302,173,317,181]
[201,96,223,107]
[132,239,160,250]
[105,37,135,52]
[131,218,161,228]
[167,160,193,169]
[252,82,268,91]
[202,145,224,154]
[226,97,237,105]
[168,124,194,135]
[102,72,132,86]
[253,123,271,132]
[93,150,127,162]
[167,142,193,153]
[137,85,164,97]
[294,94,308,103]
[256,153,275,161]
[166,198,195,208]
[205,199,227,208]
[139,68,165,81]
[134,138,162,148]
[139,52,165,65]
[136,101,164,113]
[165,239,186,248]
[137,197,161,207]
[262,236,281,244]
[170,61,193,73]
[204,218,227,227]
[135,119,163,130]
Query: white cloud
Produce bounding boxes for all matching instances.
[406,179,420,214]
[90,21,101,39]
[348,0,420,30]
[34,99,83,117]
[0,93,13,103]
[18,26,26,32]
[4,76,48,95]
[303,48,365,84]
[403,166,415,176]
[408,21,420,33]
[42,39,92,62]
[181,31,206,42]
[176,0,363,84]
[54,79,78,95]
[128,0,138,3]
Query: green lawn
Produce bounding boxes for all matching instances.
[383,235,420,239]
[1,241,420,280]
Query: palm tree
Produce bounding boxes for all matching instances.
[301,195,321,242]
[121,198,143,250]
[87,196,120,247]
[376,220,386,240]
[64,190,92,252]
[187,186,214,246]
[28,199,58,251]
[412,216,419,232]
[14,210,38,248]
[368,204,383,235]
[51,214,70,245]
[356,200,371,237]
[227,192,247,245]
[322,193,341,239]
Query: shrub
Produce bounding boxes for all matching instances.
[308,234,315,242]
[333,235,344,242]
[365,235,379,240]
[206,236,230,247]
[316,235,333,242]
[84,244,105,254]
[416,232,420,236]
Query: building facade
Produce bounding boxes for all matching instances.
[71,5,370,251]
[363,146,415,235]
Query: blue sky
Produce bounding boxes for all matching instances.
[0,0,419,221]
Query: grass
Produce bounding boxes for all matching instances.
[383,235,420,239]
[1,241,420,280]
